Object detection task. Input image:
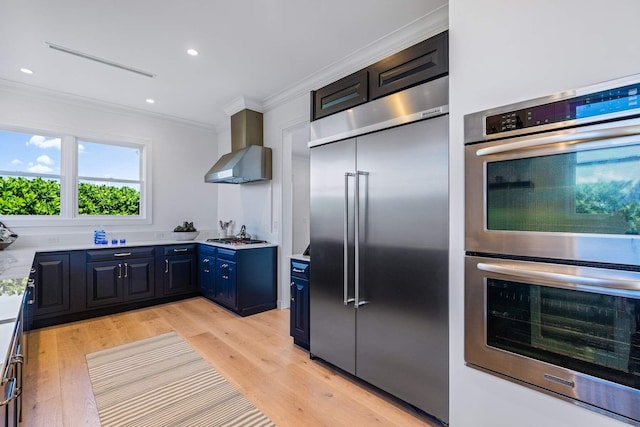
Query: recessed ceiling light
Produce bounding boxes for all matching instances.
[186,48,199,56]
[145,99,155,104]
[20,68,34,75]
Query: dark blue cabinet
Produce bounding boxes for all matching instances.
[198,246,216,299]
[214,254,237,309]
[29,243,275,329]
[32,252,70,318]
[204,246,276,317]
[86,247,156,308]
[161,245,198,296]
[290,259,310,349]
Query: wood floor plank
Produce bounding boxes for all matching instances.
[22,297,441,426]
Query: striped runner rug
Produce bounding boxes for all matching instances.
[85,332,275,427]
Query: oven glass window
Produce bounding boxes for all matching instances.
[487,279,640,389]
[486,144,640,234]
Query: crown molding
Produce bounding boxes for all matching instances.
[0,78,218,131]
[222,96,264,116]
[262,5,448,113]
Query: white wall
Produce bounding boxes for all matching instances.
[291,128,310,255]
[291,154,310,254]
[0,86,219,240]
[449,1,640,426]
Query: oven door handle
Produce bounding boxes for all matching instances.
[477,262,640,297]
[475,122,640,156]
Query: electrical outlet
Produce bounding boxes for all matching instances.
[47,236,60,244]
[154,232,165,239]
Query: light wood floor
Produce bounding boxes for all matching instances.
[23,297,441,426]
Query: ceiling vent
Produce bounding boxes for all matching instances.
[45,42,156,78]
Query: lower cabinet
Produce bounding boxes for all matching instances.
[85,247,156,308]
[86,256,155,308]
[1,313,22,427]
[198,246,216,299]
[290,259,310,349]
[29,243,275,329]
[205,246,277,317]
[214,253,237,308]
[161,245,197,296]
[32,252,70,319]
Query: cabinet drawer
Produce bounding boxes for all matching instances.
[311,69,368,120]
[199,245,217,257]
[368,30,448,100]
[86,246,154,262]
[291,260,310,280]
[216,248,237,262]
[163,244,196,256]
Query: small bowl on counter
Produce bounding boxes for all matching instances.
[171,231,200,241]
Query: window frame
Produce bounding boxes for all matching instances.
[0,123,152,227]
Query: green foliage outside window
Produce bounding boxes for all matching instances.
[78,182,140,215]
[0,176,139,216]
[0,176,60,214]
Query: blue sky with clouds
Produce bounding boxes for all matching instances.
[1,129,139,181]
[2,130,62,175]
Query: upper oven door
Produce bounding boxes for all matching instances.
[466,116,640,265]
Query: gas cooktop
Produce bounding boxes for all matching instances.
[206,237,267,245]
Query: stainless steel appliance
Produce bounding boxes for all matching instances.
[204,109,272,184]
[309,77,449,423]
[464,73,640,425]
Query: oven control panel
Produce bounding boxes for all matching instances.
[486,82,640,135]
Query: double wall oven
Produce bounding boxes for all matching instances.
[464,73,640,424]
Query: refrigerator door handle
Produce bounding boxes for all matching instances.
[355,170,369,308]
[344,172,356,305]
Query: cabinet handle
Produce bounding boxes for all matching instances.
[118,263,122,279]
[165,259,169,273]
[30,268,36,274]
[290,282,295,301]
[0,377,17,406]
[124,262,128,278]
[292,268,305,273]
[173,248,188,253]
[221,263,229,280]
[203,258,210,273]
[27,282,35,305]
[114,252,131,257]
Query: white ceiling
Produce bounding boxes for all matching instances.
[0,0,446,128]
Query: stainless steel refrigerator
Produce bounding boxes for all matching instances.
[309,78,449,423]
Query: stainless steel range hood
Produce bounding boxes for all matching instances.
[204,109,272,184]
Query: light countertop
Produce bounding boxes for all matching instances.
[290,254,310,262]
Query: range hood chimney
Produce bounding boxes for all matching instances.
[204,109,272,184]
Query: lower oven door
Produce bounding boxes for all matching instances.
[465,255,640,423]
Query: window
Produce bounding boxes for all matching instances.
[0,129,62,215]
[77,141,142,216]
[0,126,150,225]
